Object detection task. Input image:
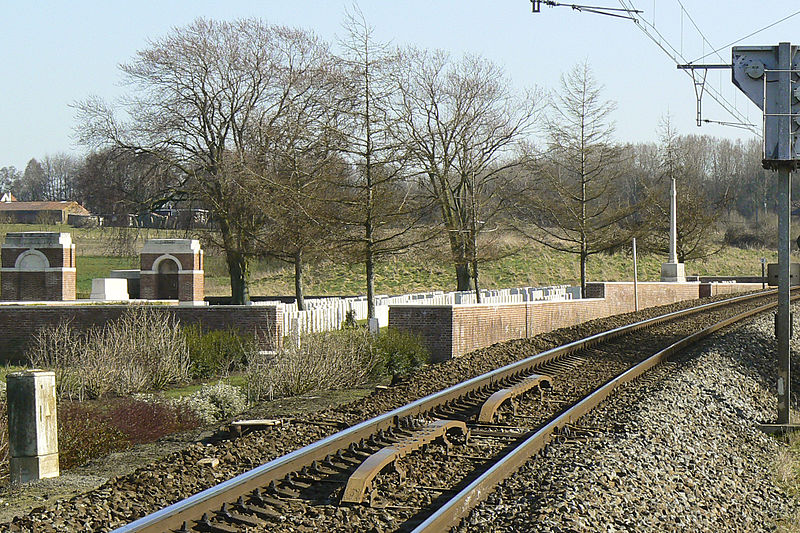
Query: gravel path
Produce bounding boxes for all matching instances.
[459,310,800,532]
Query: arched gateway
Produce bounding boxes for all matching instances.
[139,239,204,304]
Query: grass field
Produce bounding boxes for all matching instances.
[0,223,780,298]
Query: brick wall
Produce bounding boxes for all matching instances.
[390,282,763,361]
[0,304,282,364]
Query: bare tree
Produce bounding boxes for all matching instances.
[76,18,289,304]
[39,153,81,201]
[515,62,639,297]
[17,158,46,201]
[76,147,178,215]
[394,48,540,292]
[245,27,343,310]
[0,166,21,194]
[330,8,433,319]
[638,119,731,261]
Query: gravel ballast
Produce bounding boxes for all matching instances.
[459,310,800,532]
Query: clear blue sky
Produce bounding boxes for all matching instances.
[1,0,798,171]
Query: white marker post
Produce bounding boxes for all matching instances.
[7,370,59,483]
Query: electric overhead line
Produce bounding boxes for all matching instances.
[530,0,641,20]
[616,0,759,134]
[690,8,800,64]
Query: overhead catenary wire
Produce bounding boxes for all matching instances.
[675,0,726,64]
[616,0,759,134]
[690,8,800,64]
[532,1,641,20]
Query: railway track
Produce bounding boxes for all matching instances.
[106,290,787,533]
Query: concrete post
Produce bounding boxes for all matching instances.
[661,176,686,282]
[669,177,678,264]
[7,370,59,483]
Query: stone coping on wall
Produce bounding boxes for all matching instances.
[0,300,181,307]
[1,232,73,248]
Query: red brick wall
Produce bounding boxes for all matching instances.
[389,306,453,361]
[0,304,282,363]
[1,247,69,269]
[451,304,528,358]
[390,282,763,361]
[141,252,196,271]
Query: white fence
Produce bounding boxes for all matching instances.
[255,285,575,338]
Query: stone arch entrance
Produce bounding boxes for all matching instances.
[139,239,204,303]
[156,258,179,299]
[1,232,76,302]
[16,250,49,301]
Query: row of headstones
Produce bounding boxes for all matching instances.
[0,232,204,303]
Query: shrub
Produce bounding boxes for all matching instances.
[177,382,248,423]
[58,402,128,470]
[26,307,191,399]
[183,325,252,379]
[723,217,778,249]
[247,327,379,400]
[342,310,358,329]
[107,397,201,444]
[27,320,83,398]
[374,328,430,383]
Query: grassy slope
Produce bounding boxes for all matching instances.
[0,223,779,297]
[218,244,778,298]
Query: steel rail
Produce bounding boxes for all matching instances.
[412,294,793,532]
[113,290,775,533]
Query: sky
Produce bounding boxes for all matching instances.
[1,0,799,172]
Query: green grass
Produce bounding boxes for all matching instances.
[0,222,780,297]
[224,243,778,298]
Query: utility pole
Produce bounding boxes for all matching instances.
[731,43,799,431]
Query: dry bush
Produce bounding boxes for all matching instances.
[247,328,379,400]
[27,307,191,399]
[775,431,800,533]
[27,320,83,398]
[106,397,201,444]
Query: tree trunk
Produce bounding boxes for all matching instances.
[472,258,481,303]
[580,250,587,299]
[366,253,376,320]
[295,249,305,311]
[456,263,472,292]
[226,249,250,305]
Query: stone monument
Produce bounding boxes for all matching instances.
[661,177,686,282]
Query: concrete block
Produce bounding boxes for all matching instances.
[7,370,59,483]
[109,269,141,299]
[767,263,800,286]
[90,278,129,300]
[10,453,59,483]
[661,262,686,282]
